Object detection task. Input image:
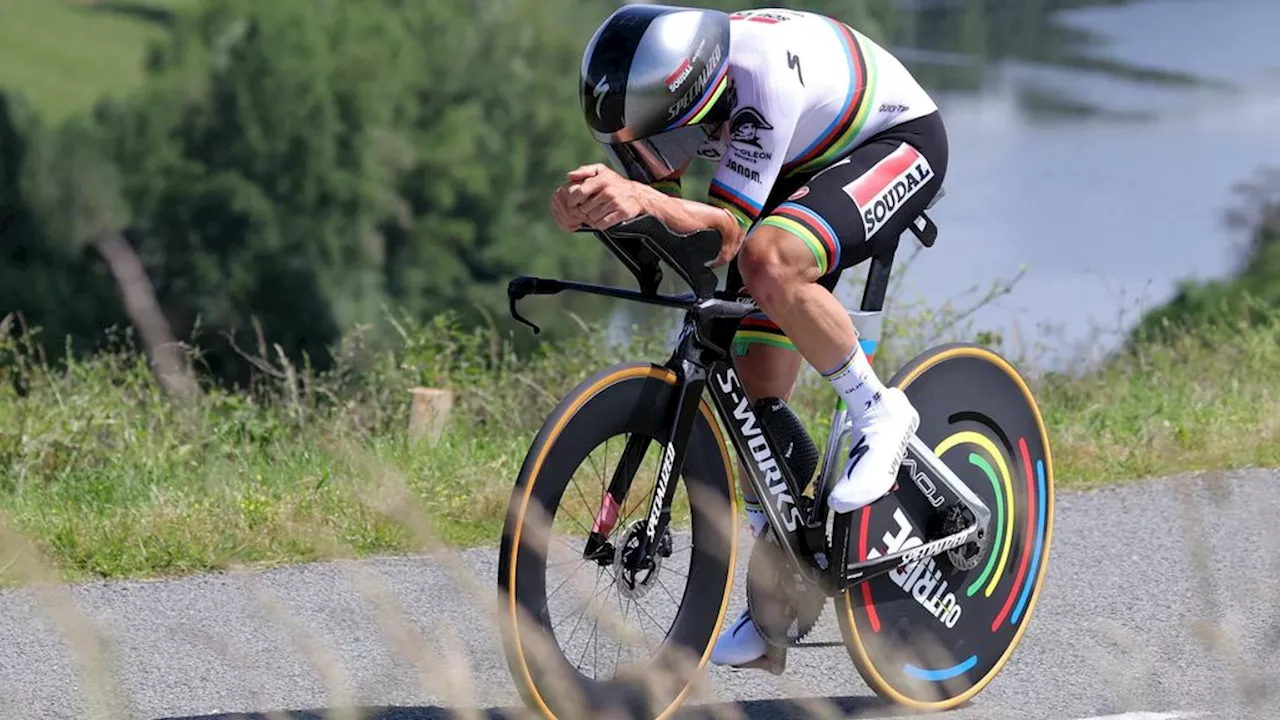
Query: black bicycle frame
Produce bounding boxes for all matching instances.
[508,215,982,593]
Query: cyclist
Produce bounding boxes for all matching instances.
[550,4,948,669]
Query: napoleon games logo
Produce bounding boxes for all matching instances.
[730,107,772,149]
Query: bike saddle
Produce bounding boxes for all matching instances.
[598,215,723,301]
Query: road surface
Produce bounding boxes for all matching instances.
[2,469,1278,720]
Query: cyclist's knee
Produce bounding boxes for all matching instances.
[738,225,820,307]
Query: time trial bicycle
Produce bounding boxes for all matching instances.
[497,199,1055,719]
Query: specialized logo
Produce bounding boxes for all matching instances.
[592,76,611,121]
[730,107,773,148]
[716,368,804,532]
[646,441,678,539]
[787,186,810,201]
[842,143,934,239]
[866,508,965,628]
[667,42,723,122]
[787,51,805,86]
[846,434,870,472]
[726,158,761,183]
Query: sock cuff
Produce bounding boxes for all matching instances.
[819,346,860,378]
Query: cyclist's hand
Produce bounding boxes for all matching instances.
[550,182,588,232]
[712,213,746,267]
[564,164,645,229]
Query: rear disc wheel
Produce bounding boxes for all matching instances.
[834,343,1056,710]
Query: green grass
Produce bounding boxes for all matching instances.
[1036,304,1280,484]
[2,301,1279,586]
[0,0,193,122]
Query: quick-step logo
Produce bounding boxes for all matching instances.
[866,507,964,628]
[716,368,804,532]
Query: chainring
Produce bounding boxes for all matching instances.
[933,502,988,574]
[744,532,826,648]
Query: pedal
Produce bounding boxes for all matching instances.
[731,645,787,676]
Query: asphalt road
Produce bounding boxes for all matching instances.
[3,469,1279,720]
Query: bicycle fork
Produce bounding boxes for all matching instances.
[582,357,709,570]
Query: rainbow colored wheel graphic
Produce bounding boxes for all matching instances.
[835,343,1055,710]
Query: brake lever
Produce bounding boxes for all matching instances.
[507,276,543,335]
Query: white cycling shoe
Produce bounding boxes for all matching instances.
[710,608,768,667]
[828,386,920,514]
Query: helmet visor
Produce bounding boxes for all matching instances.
[601,124,712,184]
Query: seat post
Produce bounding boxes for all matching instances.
[848,242,898,368]
[859,243,897,313]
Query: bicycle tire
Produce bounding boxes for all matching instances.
[833,342,1056,710]
[498,362,738,720]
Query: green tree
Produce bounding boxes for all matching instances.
[0,92,126,356]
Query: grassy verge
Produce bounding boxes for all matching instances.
[2,299,1278,585]
[1036,303,1280,484]
[0,0,193,122]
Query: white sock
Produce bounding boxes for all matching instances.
[821,342,885,417]
[743,500,769,537]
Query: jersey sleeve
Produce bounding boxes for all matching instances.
[706,51,805,230]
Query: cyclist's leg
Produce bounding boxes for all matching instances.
[713,113,948,667]
[716,258,807,535]
[731,342,803,534]
[740,112,948,514]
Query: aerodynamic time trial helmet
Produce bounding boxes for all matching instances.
[580,4,733,183]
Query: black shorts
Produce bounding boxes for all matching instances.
[726,110,948,356]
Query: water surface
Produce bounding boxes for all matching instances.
[886,0,1280,364]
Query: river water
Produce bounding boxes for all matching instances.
[880,0,1280,366]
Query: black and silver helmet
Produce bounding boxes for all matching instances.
[580,4,733,183]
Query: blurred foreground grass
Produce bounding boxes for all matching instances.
[1,298,1278,584]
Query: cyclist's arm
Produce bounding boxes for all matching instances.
[634,171,739,236]
[634,182,743,247]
